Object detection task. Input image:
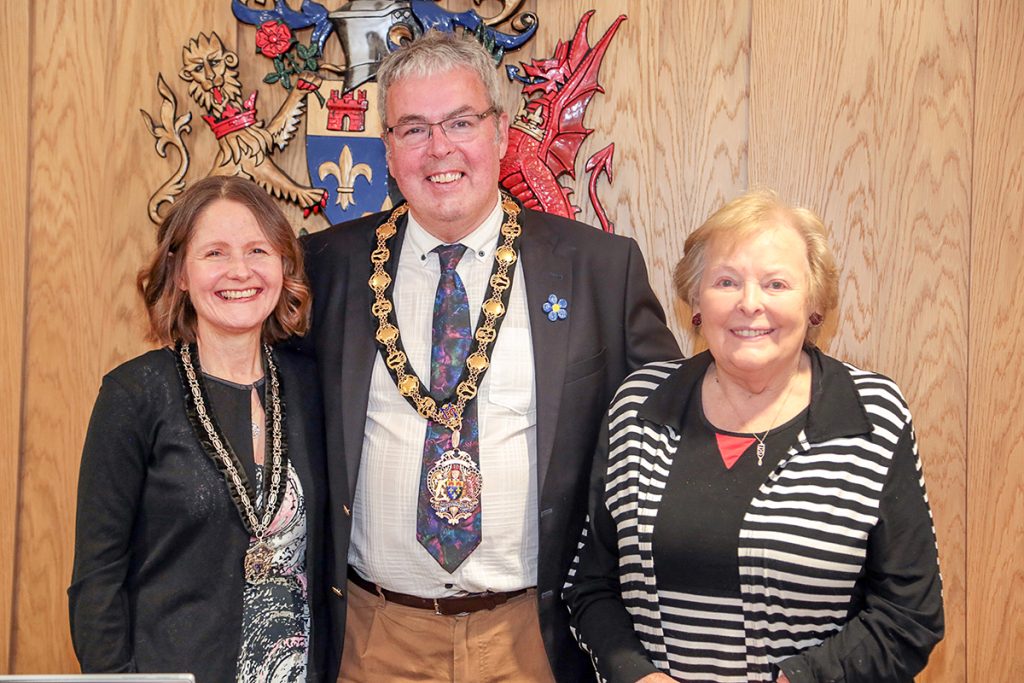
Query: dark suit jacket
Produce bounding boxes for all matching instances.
[301,202,681,681]
[69,347,328,683]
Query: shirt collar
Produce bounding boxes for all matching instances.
[405,195,503,267]
[638,346,872,442]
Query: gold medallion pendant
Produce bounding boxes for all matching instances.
[426,448,483,525]
[244,540,275,584]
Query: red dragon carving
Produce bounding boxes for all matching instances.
[499,11,626,233]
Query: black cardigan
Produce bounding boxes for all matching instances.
[68,347,327,683]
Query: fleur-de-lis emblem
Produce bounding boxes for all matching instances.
[318,144,372,210]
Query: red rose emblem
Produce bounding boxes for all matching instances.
[255,21,293,59]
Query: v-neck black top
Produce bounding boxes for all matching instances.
[202,374,266,486]
[652,381,808,595]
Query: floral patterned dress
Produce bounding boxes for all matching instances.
[236,462,310,682]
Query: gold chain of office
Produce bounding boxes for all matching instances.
[369,194,522,436]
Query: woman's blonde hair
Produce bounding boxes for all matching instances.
[672,189,839,343]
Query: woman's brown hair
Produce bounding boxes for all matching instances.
[137,175,311,345]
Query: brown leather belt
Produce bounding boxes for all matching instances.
[347,566,528,616]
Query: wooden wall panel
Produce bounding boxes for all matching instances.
[16,2,118,670]
[7,0,1014,679]
[0,0,30,673]
[523,0,750,339]
[13,0,235,672]
[968,0,1024,679]
[748,1,971,680]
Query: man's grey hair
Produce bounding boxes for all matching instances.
[376,30,507,127]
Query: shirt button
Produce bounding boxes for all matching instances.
[331,586,345,599]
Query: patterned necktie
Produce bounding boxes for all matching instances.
[416,244,482,572]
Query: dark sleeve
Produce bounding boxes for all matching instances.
[622,239,681,369]
[67,374,147,672]
[778,422,945,683]
[563,418,662,683]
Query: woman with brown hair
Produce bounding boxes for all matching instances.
[69,176,327,683]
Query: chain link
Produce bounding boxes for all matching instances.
[180,342,283,538]
[369,194,522,433]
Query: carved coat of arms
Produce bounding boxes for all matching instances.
[142,1,625,232]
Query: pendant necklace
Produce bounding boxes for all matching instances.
[178,341,285,584]
[715,364,798,466]
[750,380,795,465]
[368,193,522,523]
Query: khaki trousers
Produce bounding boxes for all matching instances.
[337,579,557,683]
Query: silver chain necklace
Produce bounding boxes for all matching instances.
[713,364,798,466]
[180,342,283,584]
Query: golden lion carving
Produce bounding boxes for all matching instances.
[142,32,327,223]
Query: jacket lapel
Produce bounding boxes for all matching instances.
[341,214,408,502]
[519,215,571,497]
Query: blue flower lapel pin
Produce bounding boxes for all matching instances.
[543,294,569,321]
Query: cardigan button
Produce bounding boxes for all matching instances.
[331,585,344,599]
[343,504,351,516]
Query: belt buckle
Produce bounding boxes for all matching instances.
[433,597,472,616]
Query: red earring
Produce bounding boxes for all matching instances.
[809,312,824,327]
[691,313,702,327]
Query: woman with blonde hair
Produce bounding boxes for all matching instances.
[565,189,943,682]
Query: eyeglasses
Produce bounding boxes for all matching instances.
[385,108,498,149]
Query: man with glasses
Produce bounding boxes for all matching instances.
[301,31,680,682]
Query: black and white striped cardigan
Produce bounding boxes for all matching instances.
[564,348,944,683]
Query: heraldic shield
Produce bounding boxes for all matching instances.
[305,81,390,224]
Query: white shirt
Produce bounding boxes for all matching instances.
[350,197,538,596]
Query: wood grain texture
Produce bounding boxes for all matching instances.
[524,0,750,340]
[749,2,971,680]
[968,0,1024,679]
[7,0,1016,679]
[12,0,235,672]
[16,1,117,670]
[0,0,30,673]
